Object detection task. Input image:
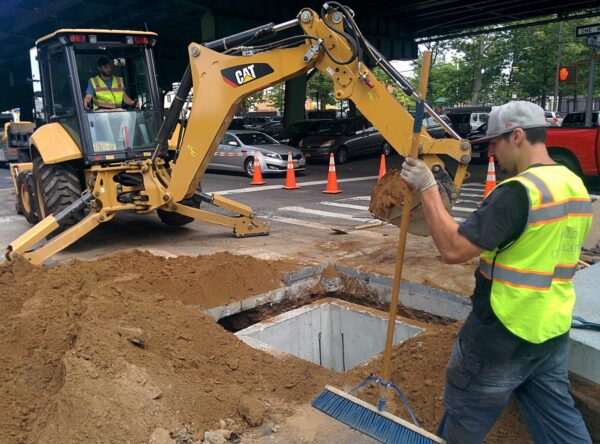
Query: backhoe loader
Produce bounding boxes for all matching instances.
[6,2,471,265]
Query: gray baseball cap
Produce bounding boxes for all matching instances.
[471,101,547,143]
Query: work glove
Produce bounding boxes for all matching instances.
[400,157,436,193]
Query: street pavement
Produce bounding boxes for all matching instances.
[0,156,598,236]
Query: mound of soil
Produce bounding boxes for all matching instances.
[0,252,533,443]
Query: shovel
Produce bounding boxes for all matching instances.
[330,221,385,235]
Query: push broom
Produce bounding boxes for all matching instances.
[312,52,445,443]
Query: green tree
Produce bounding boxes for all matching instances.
[264,83,285,113]
[306,71,335,110]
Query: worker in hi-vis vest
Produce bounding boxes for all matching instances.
[83,56,138,111]
[401,101,592,444]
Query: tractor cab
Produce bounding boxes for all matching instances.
[32,29,163,165]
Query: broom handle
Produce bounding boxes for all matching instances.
[382,51,432,383]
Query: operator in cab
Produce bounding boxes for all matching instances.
[83,56,138,111]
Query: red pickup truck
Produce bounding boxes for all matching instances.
[546,111,600,177]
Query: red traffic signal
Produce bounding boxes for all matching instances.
[559,65,577,83]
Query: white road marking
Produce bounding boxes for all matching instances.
[342,196,372,201]
[460,184,485,190]
[320,201,370,211]
[456,197,481,204]
[262,215,331,230]
[459,192,483,198]
[278,206,374,223]
[0,216,24,223]
[212,175,378,195]
[452,206,478,212]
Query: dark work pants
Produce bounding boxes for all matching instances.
[437,337,591,444]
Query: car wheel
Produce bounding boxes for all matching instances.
[550,152,581,176]
[244,157,255,178]
[335,147,348,164]
[382,142,392,156]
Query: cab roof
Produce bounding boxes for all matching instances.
[36,29,158,45]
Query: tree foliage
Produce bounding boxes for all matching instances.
[418,17,600,108]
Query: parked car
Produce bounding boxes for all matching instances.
[207,130,306,177]
[446,106,492,137]
[260,121,285,140]
[228,118,246,130]
[465,122,490,162]
[545,111,564,127]
[275,119,331,147]
[546,111,600,177]
[243,116,271,129]
[298,117,388,164]
[424,115,452,139]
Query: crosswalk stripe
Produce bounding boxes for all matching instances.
[278,206,374,223]
[456,197,481,204]
[452,206,477,212]
[320,201,370,211]
[342,196,372,201]
[459,192,482,198]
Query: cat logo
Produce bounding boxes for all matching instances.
[221,63,274,88]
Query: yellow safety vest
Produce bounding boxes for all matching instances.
[91,75,124,110]
[479,165,592,343]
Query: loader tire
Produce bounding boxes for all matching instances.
[157,193,203,226]
[16,170,40,224]
[33,155,85,230]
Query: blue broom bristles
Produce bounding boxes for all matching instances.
[311,387,442,444]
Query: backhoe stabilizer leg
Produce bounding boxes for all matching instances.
[6,192,101,265]
[170,202,270,237]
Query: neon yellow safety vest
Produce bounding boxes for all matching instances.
[479,165,592,344]
[91,75,124,110]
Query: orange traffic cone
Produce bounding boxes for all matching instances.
[282,151,300,190]
[378,154,387,182]
[322,152,342,194]
[250,150,265,185]
[483,155,496,198]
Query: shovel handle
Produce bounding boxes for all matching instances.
[381,51,432,383]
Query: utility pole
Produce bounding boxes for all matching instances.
[575,24,600,126]
[585,37,599,127]
[554,21,564,112]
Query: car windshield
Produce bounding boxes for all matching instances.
[313,120,350,136]
[236,132,277,145]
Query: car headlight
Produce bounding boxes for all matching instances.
[320,139,335,148]
[265,152,281,160]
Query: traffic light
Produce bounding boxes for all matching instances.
[559,65,578,83]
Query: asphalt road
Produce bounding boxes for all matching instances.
[0,156,598,233]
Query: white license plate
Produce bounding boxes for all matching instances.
[94,142,117,152]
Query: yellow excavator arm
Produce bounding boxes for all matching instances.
[6,3,470,265]
[167,5,470,203]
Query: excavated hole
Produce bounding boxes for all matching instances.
[218,289,453,373]
[218,290,453,333]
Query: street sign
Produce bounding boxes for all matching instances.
[588,36,600,49]
[576,24,600,37]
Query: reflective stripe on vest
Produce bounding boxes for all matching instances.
[479,165,592,343]
[91,75,124,110]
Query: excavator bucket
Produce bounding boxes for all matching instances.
[369,167,458,237]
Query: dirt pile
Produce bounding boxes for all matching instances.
[0,252,531,443]
[0,251,338,444]
[351,323,531,443]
